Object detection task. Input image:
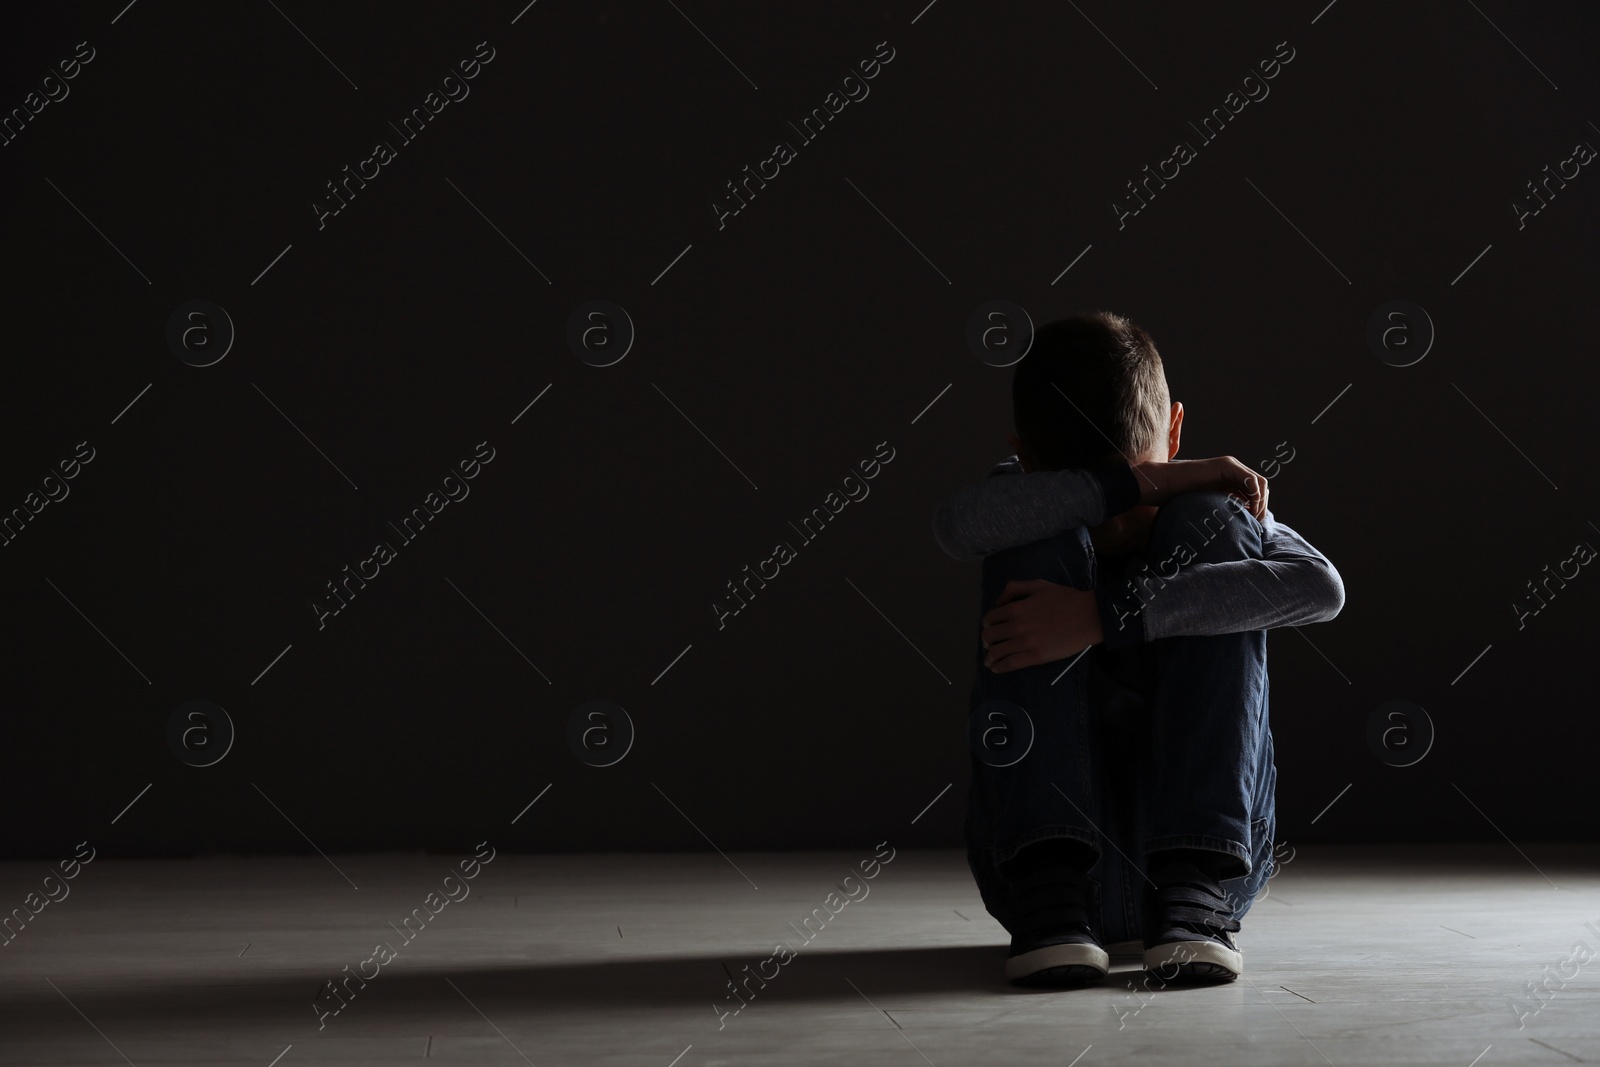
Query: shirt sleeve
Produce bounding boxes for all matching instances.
[1098,511,1345,645]
[931,455,1142,561]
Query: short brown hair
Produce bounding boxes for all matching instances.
[1011,311,1170,470]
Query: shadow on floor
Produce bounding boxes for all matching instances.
[3,942,1176,1040]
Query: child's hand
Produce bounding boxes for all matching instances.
[1133,457,1268,521]
[981,579,1104,672]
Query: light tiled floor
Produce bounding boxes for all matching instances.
[1,844,1595,1065]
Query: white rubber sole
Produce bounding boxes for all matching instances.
[1005,941,1110,984]
[1143,939,1242,981]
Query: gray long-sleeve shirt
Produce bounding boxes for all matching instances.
[932,456,1344,644]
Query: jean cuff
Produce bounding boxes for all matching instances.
[987,826,1099,871]
[1144,834,1254,877]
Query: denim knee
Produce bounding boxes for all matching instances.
[1147,490,1262,565]
[984,523,1098,598]
[1049,523,1098,589]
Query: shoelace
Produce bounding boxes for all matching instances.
[1150,864,1241,936]
[1004,865,1095,937]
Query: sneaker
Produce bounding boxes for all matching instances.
[1142,860,1243,982]
[1001,864,1109,986]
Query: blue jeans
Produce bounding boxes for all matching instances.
[964,491,1279,945]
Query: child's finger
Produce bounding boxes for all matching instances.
[981,621,1017,649]
[1231,472,1267,519]
[981,605,1014,629]
[994,579,1045,606]
[987,646,1033,672]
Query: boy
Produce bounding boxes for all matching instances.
[932,312,1344,986]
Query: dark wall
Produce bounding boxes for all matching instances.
[4,1,1595,860]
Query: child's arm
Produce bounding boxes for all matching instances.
[1098,514,1345,646]
[980,513,1344,671]
[931,456,1141,561]
[932,455,1268,561]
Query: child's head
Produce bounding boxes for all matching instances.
[1009,311,1178,471]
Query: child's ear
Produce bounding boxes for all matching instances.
[1166,402,1184,460]
[1006,432,1035,472]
